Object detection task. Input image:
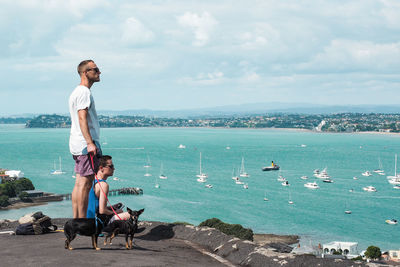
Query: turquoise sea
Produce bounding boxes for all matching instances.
[1,124,399,251]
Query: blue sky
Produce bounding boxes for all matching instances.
[1,0,399,115]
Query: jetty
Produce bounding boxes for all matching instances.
[61,187,143,200]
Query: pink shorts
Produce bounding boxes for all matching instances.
[73,154,100,177]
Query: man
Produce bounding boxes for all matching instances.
[69,59,102,218]
[87,155,130,221]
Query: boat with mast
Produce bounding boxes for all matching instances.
[159,163,167,179]
[239,157,250,177]
[51,156,65,175]
[196,152,208,182]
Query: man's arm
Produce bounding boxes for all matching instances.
[78,108,97,155]
[97,182,114,215]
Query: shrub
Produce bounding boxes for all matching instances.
[365,246,381,260]
[199,218,253,241]
[14,178,34,195]
[18,191,32,202]
[173,221,193,226]
[0,195,10,207]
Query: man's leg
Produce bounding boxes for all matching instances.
[72,174,94,218]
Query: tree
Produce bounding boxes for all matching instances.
[365,245,381,260]
[0,182,16,197]
[14,178,34,195]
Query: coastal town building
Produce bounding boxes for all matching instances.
[5,170,24,179]
[388,250,400,262]
[322,241,359,259]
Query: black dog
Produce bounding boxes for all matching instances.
[64,214,112,250]
[103,208,144,249]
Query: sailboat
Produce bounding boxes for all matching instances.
[159,163,167,179]
[263,191,269,201]
[144,154,151,168]
[239,157,250,177]
[196,152,208,182]
[387,154,400,179]
[231,167,239,181]
[51,156,65,175]
[154,173,160,188]
[288,190,294,204]
[373,156,385,174]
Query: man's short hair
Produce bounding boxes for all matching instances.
[99,155,112,167]
[77,59,94,75]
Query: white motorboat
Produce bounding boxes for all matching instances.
[313,169,320,175]
[304,182,319,189]
[349,188,354,192]
[277,175,286,182]
[239,157,250,177]
[144,172,152,177]
[243,184,249,189]
[205,184,213,188]
[353,176,358,180]
[345,210,352,214]
[323,179,334,183]
[263,191,268,201]
[393,185,400,189]
[155,183,160,188]
[178,144,186,149]
[196,152,208,179]
[362,171,372,177]
[51,156,65,175]
[300,176,308,180]
[282,180,290,186]
[113,177,120,181]
[386,219,398,225]
[388,178,400,185]
[362,186,377,192]
[314,168,330,179]
[197,177,207,183]
[235,180,244,185]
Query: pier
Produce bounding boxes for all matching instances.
[61,187,143,200]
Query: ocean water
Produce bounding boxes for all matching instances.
[0,124,399,250]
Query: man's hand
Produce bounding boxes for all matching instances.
[87,142,97,155]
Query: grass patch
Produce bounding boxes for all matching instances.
[199,218,253,241]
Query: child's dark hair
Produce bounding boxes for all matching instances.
[99,155,112,167]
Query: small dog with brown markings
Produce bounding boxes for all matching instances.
[64,214,112,250]
[103,208,144,249]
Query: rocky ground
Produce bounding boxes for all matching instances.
[0,218,370,266]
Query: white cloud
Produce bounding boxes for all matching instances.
[237,23,279,50]
[121,17,155,46]
[299,39,400,72]
[177,12,218,46]
[178,70,225,85]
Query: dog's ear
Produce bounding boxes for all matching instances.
[127,207,132,213]
[138,208,144,215]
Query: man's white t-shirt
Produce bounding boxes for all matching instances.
[69,85,100,155]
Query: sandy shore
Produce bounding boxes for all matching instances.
[0,201,47,210]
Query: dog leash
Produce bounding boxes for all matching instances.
[90,154,122,220]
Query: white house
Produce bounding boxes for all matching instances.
[5,170,24,179]
[322,241,359,258]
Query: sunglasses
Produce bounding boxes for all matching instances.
[86,67,100,73]
[105,164,114,169]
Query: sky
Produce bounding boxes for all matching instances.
[0,0,399,115]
